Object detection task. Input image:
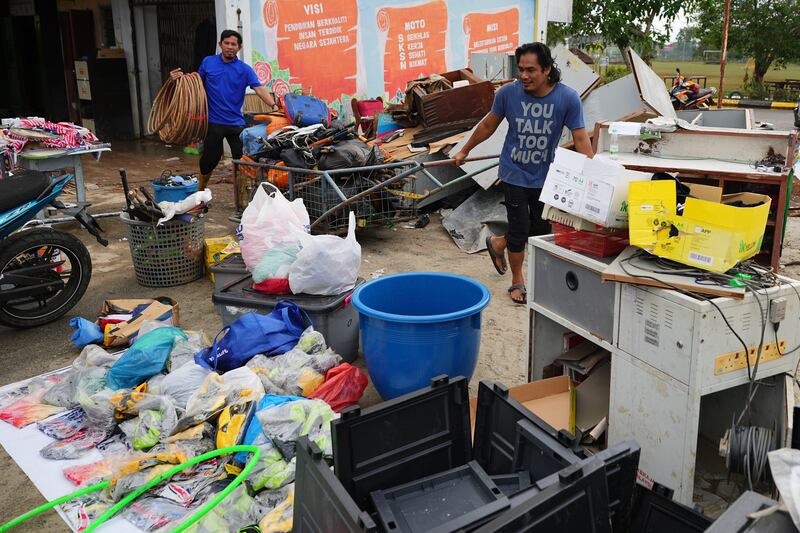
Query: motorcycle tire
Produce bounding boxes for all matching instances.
[0,228,92,328]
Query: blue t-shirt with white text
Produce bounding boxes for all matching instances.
[491,81,584,188]
[199,54,261,126]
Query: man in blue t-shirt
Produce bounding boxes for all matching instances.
[454,42,594,304]
[170,30,277,190]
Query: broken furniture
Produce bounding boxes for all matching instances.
[527,234,800,505]
[593,123,797,272]
[408,69,494,128]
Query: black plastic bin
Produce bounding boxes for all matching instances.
[707,491,792,532]
[629,482,713,533]
[209,253,247,292]
[371,461,510,533]
[213,275,364,360]
[471,459,613,533]
[491,472,533,497]
[474,381,582,476]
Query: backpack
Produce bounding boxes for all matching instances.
[283,94,330,127]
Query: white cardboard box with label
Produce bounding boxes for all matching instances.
[540,147,651,228]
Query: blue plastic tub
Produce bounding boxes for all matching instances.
[352,272,491,399]
[151,181,198,203]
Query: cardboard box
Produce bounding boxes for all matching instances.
[628,180,771,273]
[100,297,179,347]
[469,376,576,438]
[541,148,651,228]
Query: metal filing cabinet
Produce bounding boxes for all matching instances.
[527,235,799,505]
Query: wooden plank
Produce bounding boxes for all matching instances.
[602,247,746,299]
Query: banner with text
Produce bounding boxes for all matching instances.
[248,0,536,115]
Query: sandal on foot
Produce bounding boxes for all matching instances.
[486,235,507,275]
[508,284,527,305]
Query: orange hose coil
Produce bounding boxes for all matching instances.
[147,73,208,145]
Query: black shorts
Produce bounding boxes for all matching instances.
[200,122,244,175]
[503,181,551,253]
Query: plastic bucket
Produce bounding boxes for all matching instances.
[352,272,490,399]
[151,181,198,203]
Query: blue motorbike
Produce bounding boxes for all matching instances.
[0,170,107,327]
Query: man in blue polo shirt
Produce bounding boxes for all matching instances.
[170,30,277,190]
[454,42,594,305]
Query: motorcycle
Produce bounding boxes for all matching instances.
[0,170,107,327]
[670,68,717,110]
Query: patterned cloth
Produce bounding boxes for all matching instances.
[1,118,100,163]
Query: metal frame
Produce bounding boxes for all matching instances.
[232,157,499,231]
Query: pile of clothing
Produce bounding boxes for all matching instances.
[0,301,368,532]
[0,117,104,167]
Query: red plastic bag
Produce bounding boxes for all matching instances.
[252,278,291,295]
[310,363,368,412]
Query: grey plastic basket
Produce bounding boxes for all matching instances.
[120,212,204,287]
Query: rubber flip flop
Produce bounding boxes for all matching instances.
[486,236,507,275]
[508,284,527,305]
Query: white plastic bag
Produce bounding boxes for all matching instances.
[240,183,310,271]
[288,212,360,296]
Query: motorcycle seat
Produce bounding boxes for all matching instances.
[696,88,713,98]
[0,170,51,213]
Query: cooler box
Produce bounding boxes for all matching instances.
[213,276,364,361]
[209,253,248,292]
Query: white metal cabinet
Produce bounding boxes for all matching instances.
[527,235,798,505]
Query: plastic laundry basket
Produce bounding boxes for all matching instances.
[121,212,204,287]
[352,272,490,400]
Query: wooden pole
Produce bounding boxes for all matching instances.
[718,0,732,108]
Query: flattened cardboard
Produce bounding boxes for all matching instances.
[101,297,179,347]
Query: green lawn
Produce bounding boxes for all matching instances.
[650,60,800,93]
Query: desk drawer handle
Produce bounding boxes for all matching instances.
[565,271,579,291]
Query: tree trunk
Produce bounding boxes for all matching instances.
[753,57,773,83]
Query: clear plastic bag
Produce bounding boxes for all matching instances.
[248,441,296,492]
[63,457,115,486]
[247,347,340,397]
[78,388,118,434]
[256,399,334,459]
[155,457,229,507]
[60,492,111,533]
[220,366,265,400]
[177,483,259,533]
[37,407,88,440]
[119,395,179,450]
[42,370,78,408]
[40,428,110,460]
[169,331,210,370]
[72,344,120,369]
[124,497,195,532]
[0,390,64,428]
[296,327,325,355]
[160,362,212,409]
[258,485,294,533]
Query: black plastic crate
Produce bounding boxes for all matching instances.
[470,459,612,532]
[491,472,533,497]
[512,418,582,481]
[589,441,641,532]
[629,483,713,533]
[294,437,378,533]
[707,490,792,532]
[370,461,510,533]
[473,381,582,477]
[333,375,472,510]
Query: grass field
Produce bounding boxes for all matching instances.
[645,61,800,94]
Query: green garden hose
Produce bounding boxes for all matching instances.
[0,444,261,533]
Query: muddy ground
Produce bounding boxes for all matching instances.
[1,107,798,530]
